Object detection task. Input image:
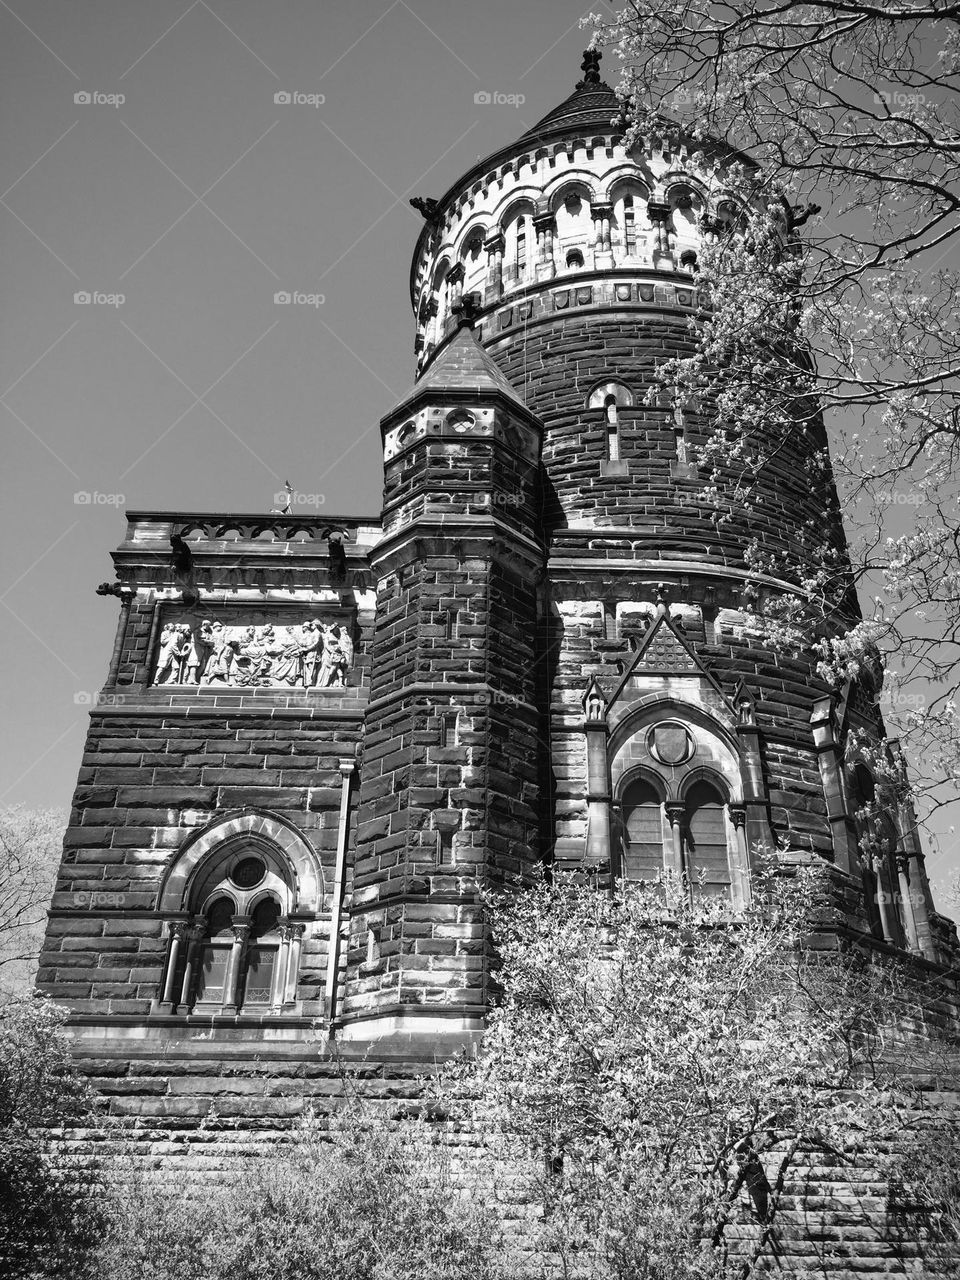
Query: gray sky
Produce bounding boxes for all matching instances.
[2,1,957,919]
[0,0,590,794]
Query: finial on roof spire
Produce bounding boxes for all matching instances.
[452,292,482,331]
[577,48,601,89]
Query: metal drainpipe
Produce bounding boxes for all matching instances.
[325,755,356,1028]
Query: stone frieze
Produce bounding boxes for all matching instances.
[152,618,354,688]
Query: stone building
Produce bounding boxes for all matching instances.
[40,52,957,1142]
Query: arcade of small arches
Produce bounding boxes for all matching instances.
[419,173,741,348]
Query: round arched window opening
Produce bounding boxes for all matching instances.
[566,249,584,269]
[446,408,476,433]
[231,856,266,890]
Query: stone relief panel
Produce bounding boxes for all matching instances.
[152,616,355,688]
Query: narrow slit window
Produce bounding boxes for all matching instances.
[605,395,620,462]
[516,220,527,274]
[445,609,459,640]
[443,714,458,748]
[438,828,455,864]
[624,195,636,255]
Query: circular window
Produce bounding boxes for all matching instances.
[647,722,694,766]
[231,857,266,889]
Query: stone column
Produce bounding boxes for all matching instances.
[809,698,859,874]
[896,855,921,953]
[593,202,613,268]
[734,687,778,865]
[665,803,686,886]
[273,925,292,1011]
[221,917,251,1015]
[534,211,556,281]
[446,262,464,334]
[283,922,306,1006]
[157,918,189,1013]
[895,797,936,959]
[426,296,439,349]
[484,230,504,304]
[728,804,751,910]
[871,844,901,945]
[647,200,672,263]
[583,694,612,882]
[178,920,204,1010]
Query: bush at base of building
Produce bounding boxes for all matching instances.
[94,1105,506,1280]
[0,995,105,1280]
[447,865,960,1279]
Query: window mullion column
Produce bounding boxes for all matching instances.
[179,919,204,1010]
[665,803,686,894]
[222,916,251,1014]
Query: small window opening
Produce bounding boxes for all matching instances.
[442,714,458,748]
[438,828,455,864]
[605,394,620,462]
[623,195,637,255]
[445,609,459,640]
[566,249,584,270]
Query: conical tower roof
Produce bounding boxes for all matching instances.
[386,323,528,422]
[515,50,622,147]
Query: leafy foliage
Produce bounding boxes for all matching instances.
[94,1101,505,1280]
[0,807,65,997]
[0,995,104,1280]
[588,2,960,855]
[449,867,960,1278]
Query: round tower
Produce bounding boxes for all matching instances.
[402,51,955,966]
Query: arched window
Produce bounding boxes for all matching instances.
[848,762,885,939]
[461,232,487,297]
[430,261,451,345]
[239,897,282,1007]
[588,381,633,468]
[161,842,305,1016]
[604,394,620,462]
[611,182,648,261]
[503,208,533,287]
[683,780,731,899]
[622,778,664,883]
[554,189,591,270]
[848,762,905,946]
[195,896,233,1005]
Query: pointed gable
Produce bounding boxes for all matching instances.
[602,610,737,735]
[392,326,528,418]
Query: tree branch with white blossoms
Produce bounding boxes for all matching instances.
[589,1,960,852]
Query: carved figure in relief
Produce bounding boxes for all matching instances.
[183,624,210,686]
[202,623,235,684]
[300,620,323,687]
[155,623,187,684]
[271,626,306,686]
[317,625,342,688]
